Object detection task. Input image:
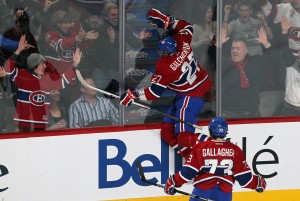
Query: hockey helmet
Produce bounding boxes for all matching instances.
[209,117,228,138]
[157,36,178,56]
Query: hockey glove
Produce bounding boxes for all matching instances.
[164,175,177,195]
[120,88,139,107]
[256,175,266,193]
[147,8,175,29]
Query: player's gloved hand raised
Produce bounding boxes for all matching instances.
[256,175,266,193]
[120,88,139,107]
[147,8,175,29]
[164,175,177,195]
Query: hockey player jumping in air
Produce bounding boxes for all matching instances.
[120,8,213,158]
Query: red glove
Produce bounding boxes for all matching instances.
[147,8,175,29]
[164,175,177,195]
[256,175,266,193]
[120,88,139,107]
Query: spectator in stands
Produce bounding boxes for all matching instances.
[261,0,293,45]
[0,35,79,132]
[281,49,300,115]
[80,9,101,30]
[221,0,239,22]
[191,1,216,70]
[28,0,69,47]
[0,34,19,121]
[223,1,273,56]
[259,0,300,116]
[46,89,68,130]
[191,1,217,109]
[90,2,151,95]
[261,0,299,54]
[0,8,39,132]
[1,7,40,122]
[0,0,28,33]
[44,9,98,74]
[277,16,300,116]
[220,28,272,118]
[44,9,99,110]
[77,9,101,77]
[69,77,119,128]
[2,7,39,66]
[256,2,288,117]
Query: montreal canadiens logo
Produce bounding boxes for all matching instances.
[29,90,46,106]
[57,40,74,62]
[289,27,300,41]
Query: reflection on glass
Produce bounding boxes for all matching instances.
[3,0,298,133]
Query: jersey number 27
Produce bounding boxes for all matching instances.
[181,52,200,85]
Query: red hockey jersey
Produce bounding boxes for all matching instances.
[4,57,76,129]
[173,140,260,192]
[44,21,93,74]
[141,20,212,100]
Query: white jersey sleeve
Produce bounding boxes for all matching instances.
[262,1,300,51]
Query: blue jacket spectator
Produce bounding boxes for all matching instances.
[0,35,18,51]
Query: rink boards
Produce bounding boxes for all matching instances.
[108,189,300,201]
[0,121,299,201]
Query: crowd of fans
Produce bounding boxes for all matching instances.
[0,0,299,133]
[0,0,122,132]
[171,0,299,119]
[220,0,300,118]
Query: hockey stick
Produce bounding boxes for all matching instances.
[135,161,213,201]
[75,69,202,130]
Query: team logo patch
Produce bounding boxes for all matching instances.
[57,40,74,62]
[289,27,300,41]
[29,90,47,106]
